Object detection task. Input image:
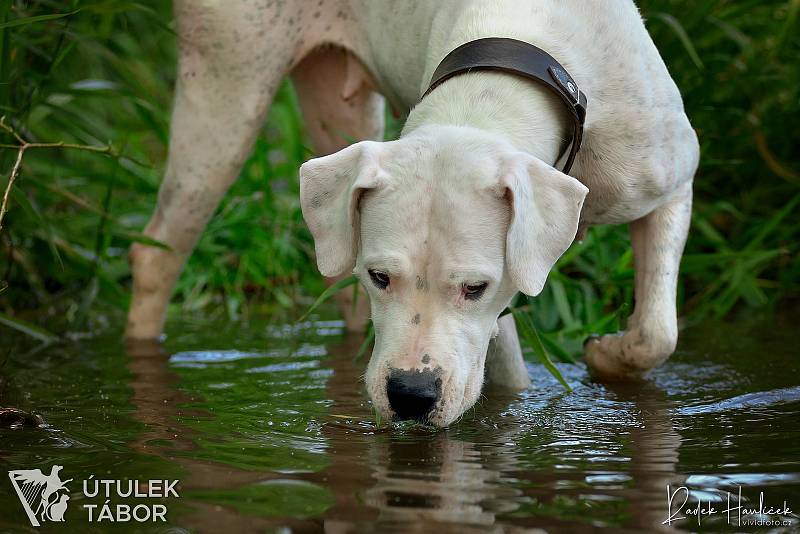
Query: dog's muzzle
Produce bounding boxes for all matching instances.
[386,368,442,421]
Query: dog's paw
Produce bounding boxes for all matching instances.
[583,328,674,381]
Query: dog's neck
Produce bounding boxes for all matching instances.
[402,70,570,167]
[399,1,577,167]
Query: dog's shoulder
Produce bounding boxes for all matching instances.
[554,2,699,223]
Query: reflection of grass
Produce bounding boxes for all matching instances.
[504,492,630,529]
[1,1,798,357]
[186,479,334,519]
[168,349,332,473]
[174,438,327,473]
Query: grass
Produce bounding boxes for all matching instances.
[0,0,798,365]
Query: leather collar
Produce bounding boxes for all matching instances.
[421,37,587,175]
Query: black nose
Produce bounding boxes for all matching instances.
[386,369,441,421]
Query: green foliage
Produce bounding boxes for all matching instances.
[0,0,321,333]
[511,307,572,390]
[507,0,799,364]
[0,0,798,357]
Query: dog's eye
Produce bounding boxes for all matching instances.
[463,282,488,301]
[368,269,390,290]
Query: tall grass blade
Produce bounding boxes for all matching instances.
[296,275,358,323]
[353,323,375,362]
[0,10,80,30]
[0,312,58,343]
[650,12,705,69]
[512,308,572,391]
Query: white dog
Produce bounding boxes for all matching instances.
[126,1,699,427]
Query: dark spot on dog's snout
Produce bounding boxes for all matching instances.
[386,368,441,421]
[422,353,430,364]
[415,276,428,292]
[411,313,420,325]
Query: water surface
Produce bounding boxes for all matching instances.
[1,309,798,532]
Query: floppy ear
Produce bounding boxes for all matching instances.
[299,141,385,277]
[502,153,589,296]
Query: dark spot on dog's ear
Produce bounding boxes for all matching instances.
[422,353,430,364]
[411,313,421,325]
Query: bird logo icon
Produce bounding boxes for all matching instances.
[8,465,72,526]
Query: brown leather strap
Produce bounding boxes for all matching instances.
[421,37,587,175]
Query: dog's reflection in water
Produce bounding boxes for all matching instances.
[364,435,521,527]
[125,334,682,532]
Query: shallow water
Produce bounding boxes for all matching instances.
[1,309,799,532]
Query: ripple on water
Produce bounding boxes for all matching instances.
[1,312,798,532]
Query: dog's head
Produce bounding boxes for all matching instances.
[300,126,587,426]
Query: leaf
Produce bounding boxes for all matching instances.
[0,312,58,343]
[108,228,171,249]
[296,275,358,323]
[0,10,81,30]
[10,188,63,269]
[539,332,577,364]
[650,12,704,70]
[512,309,572,391]
[549,279,577,329]
[681,249,784,272]
[583,302,628,336]
[353,323,375,362]
[744,193,800,251]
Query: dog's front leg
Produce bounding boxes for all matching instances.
[585,183,692,379]
[485,314,531,390]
